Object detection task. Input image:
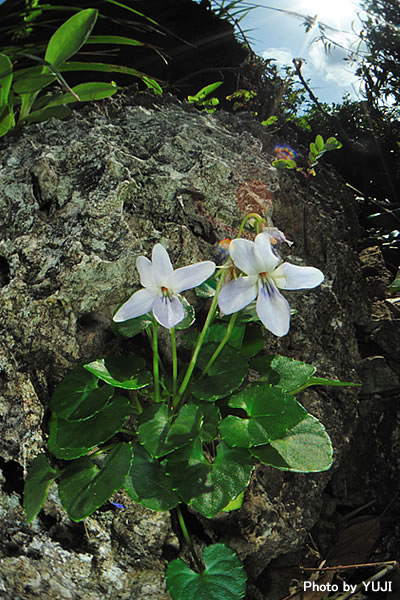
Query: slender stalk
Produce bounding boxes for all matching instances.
[173,270,226,408]
[201,312,238,377]
[237,212,265,238]
[152,322,160,402]
[130,392,143,415]
[170,327,178,400]
[176,505,204,573]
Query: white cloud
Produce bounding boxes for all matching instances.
[262,47,293,68]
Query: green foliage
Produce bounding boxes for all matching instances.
[272,134,342,178]
[226,88,256,112]
[22,241,357,596]
[251,415,333,472]
[0,10,118,134]
[58,442,132,521]
[0,4,163,136]
[166,543,246,600]
[187,81,223,113]
[23,454,57,523]
[24,313,349,524]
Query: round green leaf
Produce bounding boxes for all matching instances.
[251,414,333,472]
[124,443,179,511]
[58,442,133,521]
[315,134,324,151]
[166,543,246,600]
[195,401,221,442]
[50,366,114,421]
[272,158,297,169]
[191,364,248,402]
[205,323,245,350]
[48,393,131,459]
[23,454,57,523]
[189,443,254,518]
[197,343,247,376]
[220,384,307,448]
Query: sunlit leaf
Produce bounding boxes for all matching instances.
[250,354,316,392]
[44,9,98,69]
[220,384,307,448]
[251,414,333,472]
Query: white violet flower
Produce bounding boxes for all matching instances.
[113,243,216,329]
[218,233,324,337]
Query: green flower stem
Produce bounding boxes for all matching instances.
[173,270,226,409]
[176,505,204,573]
[152,322,160,402]
[237,212,265,238]
[130,391,143,415]
[147,325,166,375]
[170,327,178,400]
[201,312,238,377]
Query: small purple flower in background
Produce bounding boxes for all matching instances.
[218,233,324,337]
[261,227,293,256]
[113,244,215,329]
[273,144,297,161]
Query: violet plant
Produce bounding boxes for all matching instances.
[272,134,342,178]
[24,212,359,600]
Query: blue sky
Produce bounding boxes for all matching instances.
[235,0,365,105]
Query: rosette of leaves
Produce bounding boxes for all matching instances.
[24,298,358,525]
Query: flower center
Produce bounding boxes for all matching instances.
[161,286,170,297]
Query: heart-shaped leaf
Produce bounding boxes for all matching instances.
[219,384,307,448]
[23,454,57,523]
[124,443,179,511]
[58,442,132,521]
[48,393,131,459]
[165,439,253,517]
[50,366,114,421]
[189,443,254,517]
[112,312,154,338]
[251,414,333,472]
[163,437,212,504]
[166,543,246,600]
